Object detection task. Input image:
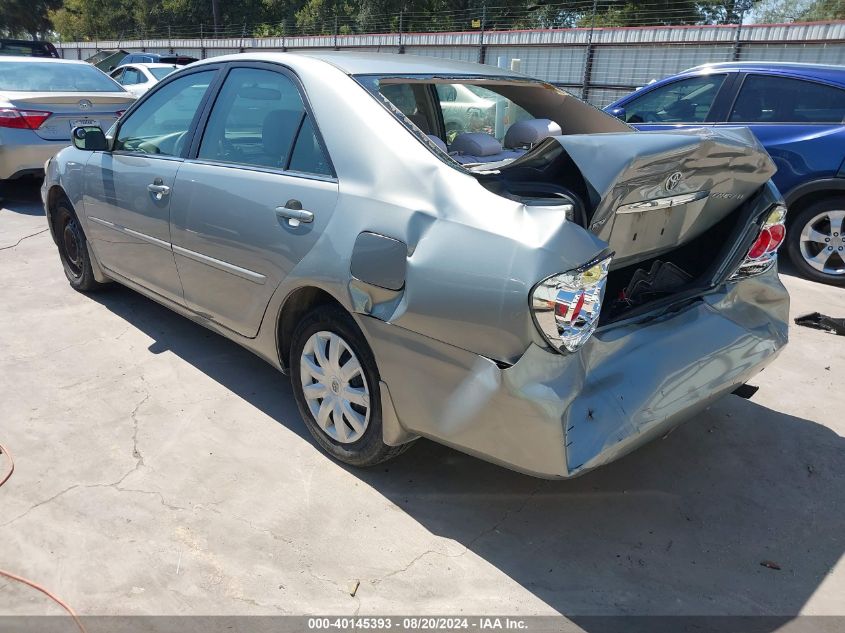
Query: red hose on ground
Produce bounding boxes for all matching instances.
[0,442,87,633]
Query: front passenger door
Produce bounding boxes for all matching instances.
[170,65,339,337]
[617,73,730,130]
[83,68,218,304]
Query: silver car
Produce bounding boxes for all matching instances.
[0,57,134,182]
[41,53,789,478]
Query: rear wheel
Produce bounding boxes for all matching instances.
[786,198,845,286]
[290,305,412,467]
[55,198,105,292]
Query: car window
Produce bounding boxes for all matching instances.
[150,67,176,81]
[288,115,332,176]
[0,61,124,92]
[114,70,214,156]
[435,83,533,143]
[122,68,144,85]
[622,74,726,124]
[729,75,845,124]
[198,67,309,170]
[378,83,438,136]
[110,68,124,82]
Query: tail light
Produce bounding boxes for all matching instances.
[731,205,787,280]
[530,255,612,353]
[115,110,125,118]
[0,108,52,130]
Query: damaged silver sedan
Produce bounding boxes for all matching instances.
[41,52,789,478]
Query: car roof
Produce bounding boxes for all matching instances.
[680,61,845,87]
[0,55,88,65]
[115,63,178,69]
[193,51,526,78]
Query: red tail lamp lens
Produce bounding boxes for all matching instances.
[766,224,785,252]
[748,228,772,260]
[0,108,51,130]
[570,291,586,322]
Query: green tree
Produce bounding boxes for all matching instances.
[0,0,61,38]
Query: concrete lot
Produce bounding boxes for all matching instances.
[1,180,843,619]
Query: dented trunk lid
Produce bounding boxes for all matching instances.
[501,127,776,268]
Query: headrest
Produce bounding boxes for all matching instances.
[426,134,448,152]
[503,118,562,149]
[263,109,301,159]
[450,132,502,157]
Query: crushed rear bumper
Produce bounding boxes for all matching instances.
[361,267,788,478]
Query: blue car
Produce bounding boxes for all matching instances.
[607,62,845,286]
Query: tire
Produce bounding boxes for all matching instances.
[786,197,845,287]
[54,197,105,292]
[290,304,412,467]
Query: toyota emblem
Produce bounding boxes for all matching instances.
[665,171,683,191]
[78,99,93,110]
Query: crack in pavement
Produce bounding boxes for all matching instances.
[364,481,550,591]
[0,390,173,527]
[466,480,549,548]
[0,229,49,252]
[129,392,151,466]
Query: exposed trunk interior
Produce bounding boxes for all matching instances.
[476,128,777,323]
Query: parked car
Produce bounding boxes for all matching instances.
[0,39,59,58]
[117,52,198,68]
[42,53,788,478]
[606,62,845,286]
[0,57,134,183]
[109,63,179,96]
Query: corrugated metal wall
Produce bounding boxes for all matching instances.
[57,22,845,107]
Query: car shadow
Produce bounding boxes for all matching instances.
[0,178,45,216]
[87,282,845,624]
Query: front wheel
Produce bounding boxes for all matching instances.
[786,197,845,286]
[290,305,412,467]
[55,198,105,292]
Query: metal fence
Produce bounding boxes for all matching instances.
[56,20,845,107]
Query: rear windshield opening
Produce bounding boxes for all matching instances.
[355,75,629,168]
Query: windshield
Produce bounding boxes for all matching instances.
[150,67,177,81]
[0,61,125,92]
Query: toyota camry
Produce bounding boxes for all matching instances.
[41,52,789,478]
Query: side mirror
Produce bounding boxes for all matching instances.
[609,106,626,121]
[72,126,109,151]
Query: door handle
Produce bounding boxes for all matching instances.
[275,199,314,226]
[147,180,171,200]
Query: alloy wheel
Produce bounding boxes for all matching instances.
[299,330,371,444]
[799,210,845,276]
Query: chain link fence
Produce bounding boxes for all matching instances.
[55,1,845,107]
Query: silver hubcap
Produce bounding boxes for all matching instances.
[800,210,845,276]
[299,331,370,444]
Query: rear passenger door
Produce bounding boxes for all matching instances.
[716,73,845,195]
[170,63,338,337]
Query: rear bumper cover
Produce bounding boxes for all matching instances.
[361,267,788,478]
[0,130,67,179]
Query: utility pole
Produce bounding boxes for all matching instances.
[478,2,486,64]
[581,0,599,102]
